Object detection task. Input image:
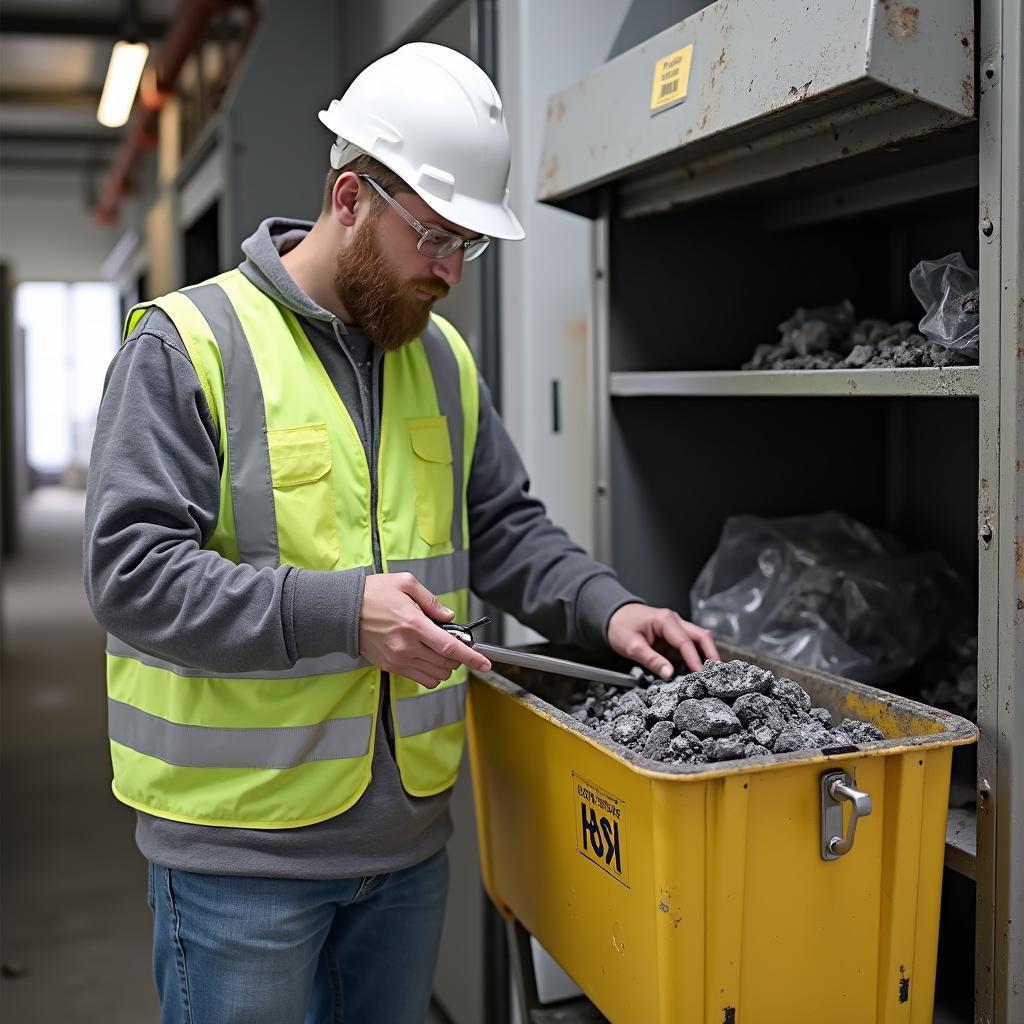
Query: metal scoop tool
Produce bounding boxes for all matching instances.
[440,616,639,689]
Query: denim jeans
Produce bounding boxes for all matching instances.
[147,848,449,1024]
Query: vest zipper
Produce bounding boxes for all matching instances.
[331,323,396,756]
[369,349,396,755]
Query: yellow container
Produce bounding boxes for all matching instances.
[467,646,976,1024]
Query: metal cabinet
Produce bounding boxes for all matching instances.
[538,1,1022,1020]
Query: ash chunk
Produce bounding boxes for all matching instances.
[702,735,748,762]
[810,707,833,728]
[773,718,835,754]
[611,691,645,720]
[611,714,644,746]
[770,677,813,715]
[642,721,675,760]
[837,718,885,744]
[670,731,704,759]
[646,688,681,724]
[701,659,773,702]
[732,692,787,736]
[673,697,741,738]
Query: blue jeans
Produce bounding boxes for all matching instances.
[147,848,449,1024]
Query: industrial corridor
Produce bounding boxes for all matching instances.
[1,2,1021,1022]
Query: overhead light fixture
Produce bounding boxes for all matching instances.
[97,40,150,128]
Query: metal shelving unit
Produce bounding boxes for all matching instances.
[610,367,982,398]
[538,1,1022,1020]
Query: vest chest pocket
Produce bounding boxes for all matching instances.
[407,417,454,547]
[268,423,341,569]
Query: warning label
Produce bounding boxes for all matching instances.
[573,772,629,888]
[649,43,694,114]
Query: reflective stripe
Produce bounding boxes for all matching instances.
[185,283,279,569]
[386,550,469,596]
[106,635,368,679]
[108,698,372,768]
[395,682,467,738]
[421,320,465,551]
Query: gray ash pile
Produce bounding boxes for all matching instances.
[743,299,977,371]
[566,658,884,765]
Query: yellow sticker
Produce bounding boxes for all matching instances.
[573,772,630,888]
[650,43,694,114]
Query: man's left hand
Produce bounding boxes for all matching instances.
[607,603,720,678]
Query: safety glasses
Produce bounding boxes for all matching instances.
[359,174,491,262]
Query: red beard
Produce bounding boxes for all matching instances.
[333,219,449,351]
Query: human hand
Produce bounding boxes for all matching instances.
[358,572,492,688]
[606,602,720,678]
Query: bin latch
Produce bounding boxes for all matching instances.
[821,770,872,860]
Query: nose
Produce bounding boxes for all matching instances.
[431,248,463,288]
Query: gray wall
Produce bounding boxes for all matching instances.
[225,0,347,250]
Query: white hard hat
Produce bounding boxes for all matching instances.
[318,42,524,240]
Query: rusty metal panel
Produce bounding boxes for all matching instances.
[537,0,974,209]
[992,0,1024,1016]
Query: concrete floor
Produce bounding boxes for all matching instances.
[1,487,157,1022]
[0,488,451,1024]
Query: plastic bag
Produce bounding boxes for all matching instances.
[909,252,980,355]
[689,512,964,685]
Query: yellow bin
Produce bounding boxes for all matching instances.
[467,645,976,1024]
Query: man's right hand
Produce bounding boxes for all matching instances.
[358,572,492,689]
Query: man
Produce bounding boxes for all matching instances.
[85,43,718,1024]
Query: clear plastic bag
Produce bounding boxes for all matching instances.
[689,512,964,684]
[909,252,980,355]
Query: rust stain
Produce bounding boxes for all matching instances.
[540,155,560,194]
[882,2,920,40]
[566,318,587,346]
[787,80,813,103]
[960,26,975,59]
[547,98,567,124]
[1016,538,1024,582]
[962,72,975,114]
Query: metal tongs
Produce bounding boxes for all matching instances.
[440,615,638,689]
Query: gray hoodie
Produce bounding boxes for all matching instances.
[84,218,639,879]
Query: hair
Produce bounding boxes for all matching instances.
[321,154,410,216]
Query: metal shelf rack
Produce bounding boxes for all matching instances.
[538,1,1022,1020]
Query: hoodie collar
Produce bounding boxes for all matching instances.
[238,217,351,333]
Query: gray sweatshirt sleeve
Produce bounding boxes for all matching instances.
[467,376,641,648]
[84,311,365,673]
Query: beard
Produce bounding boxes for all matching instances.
[333,217,449,351]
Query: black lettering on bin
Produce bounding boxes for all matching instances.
[822,745,859,756]
[899,977,910,1003]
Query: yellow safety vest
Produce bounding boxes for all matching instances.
[106,269,478,828]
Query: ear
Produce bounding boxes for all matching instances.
[331,171,361,228]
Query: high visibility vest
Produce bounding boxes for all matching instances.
[106,269,478,828]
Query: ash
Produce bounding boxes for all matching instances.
[565,659,884,766]
[742,301,977,372]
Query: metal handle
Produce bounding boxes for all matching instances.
[821,770,872,860]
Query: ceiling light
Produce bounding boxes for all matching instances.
[97,40,149,128]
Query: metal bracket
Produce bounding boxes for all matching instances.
[821,770,872,860]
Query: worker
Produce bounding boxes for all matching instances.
[84,43,719,1024]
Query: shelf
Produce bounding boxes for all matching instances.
[537,0,973,216]
[945,807,977,881]
[609,367,981,399]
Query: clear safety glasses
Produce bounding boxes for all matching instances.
[359,174,491,262]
